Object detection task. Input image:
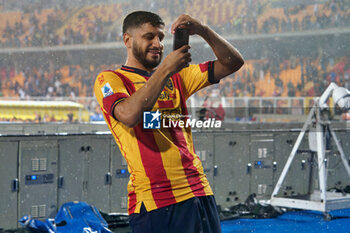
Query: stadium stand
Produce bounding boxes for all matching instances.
[0,0,349,122]
[1,55,348,99]
[0,100,90,123]
[0,0,349,47]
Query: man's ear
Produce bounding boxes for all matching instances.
[123,32,132,49]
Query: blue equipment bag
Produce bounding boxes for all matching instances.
[19,202,113,233]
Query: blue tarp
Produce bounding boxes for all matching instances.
[19,202,112,233]
[19,201,350,233]
[221,209,350,233]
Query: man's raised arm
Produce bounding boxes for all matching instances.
[171,14,244,83]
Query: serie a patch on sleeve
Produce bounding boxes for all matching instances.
[101,82,114,97]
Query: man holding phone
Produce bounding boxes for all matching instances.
[94,11,244,233]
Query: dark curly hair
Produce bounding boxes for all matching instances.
[122,11,165,34]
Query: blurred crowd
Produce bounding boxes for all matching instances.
[214,0,350,35]
[0,65,98,98]
[0,0,349,100]
[0,0,349,48]
[199,52,350,99]
[1,52,349,100]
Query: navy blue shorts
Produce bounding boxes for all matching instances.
[129,195,221,233]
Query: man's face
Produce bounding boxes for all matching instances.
[130,23,165,70]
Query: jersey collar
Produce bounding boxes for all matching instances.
[121,65,155,79]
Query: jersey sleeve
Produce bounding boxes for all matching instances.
[94,71,130,119]
[178,61,218,100]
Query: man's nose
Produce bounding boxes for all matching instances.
[152,37,163,48]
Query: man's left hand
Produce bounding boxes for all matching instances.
[171,14,205,36]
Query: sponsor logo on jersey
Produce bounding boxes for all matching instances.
[101,82,113,97]
[165,79,174,91]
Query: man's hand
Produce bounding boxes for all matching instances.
[171,14,205,36]
[159,44,192,77]
[171,14,244,83]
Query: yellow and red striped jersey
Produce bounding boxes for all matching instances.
[94,61,217,214]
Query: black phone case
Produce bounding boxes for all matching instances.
[173,28,189,50]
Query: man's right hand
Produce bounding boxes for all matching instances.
[160,45,192,77]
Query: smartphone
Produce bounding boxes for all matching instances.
[173,28,189,51]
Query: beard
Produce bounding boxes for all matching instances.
[132,41,162,70]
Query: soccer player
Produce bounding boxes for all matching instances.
[94,11,244,233]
